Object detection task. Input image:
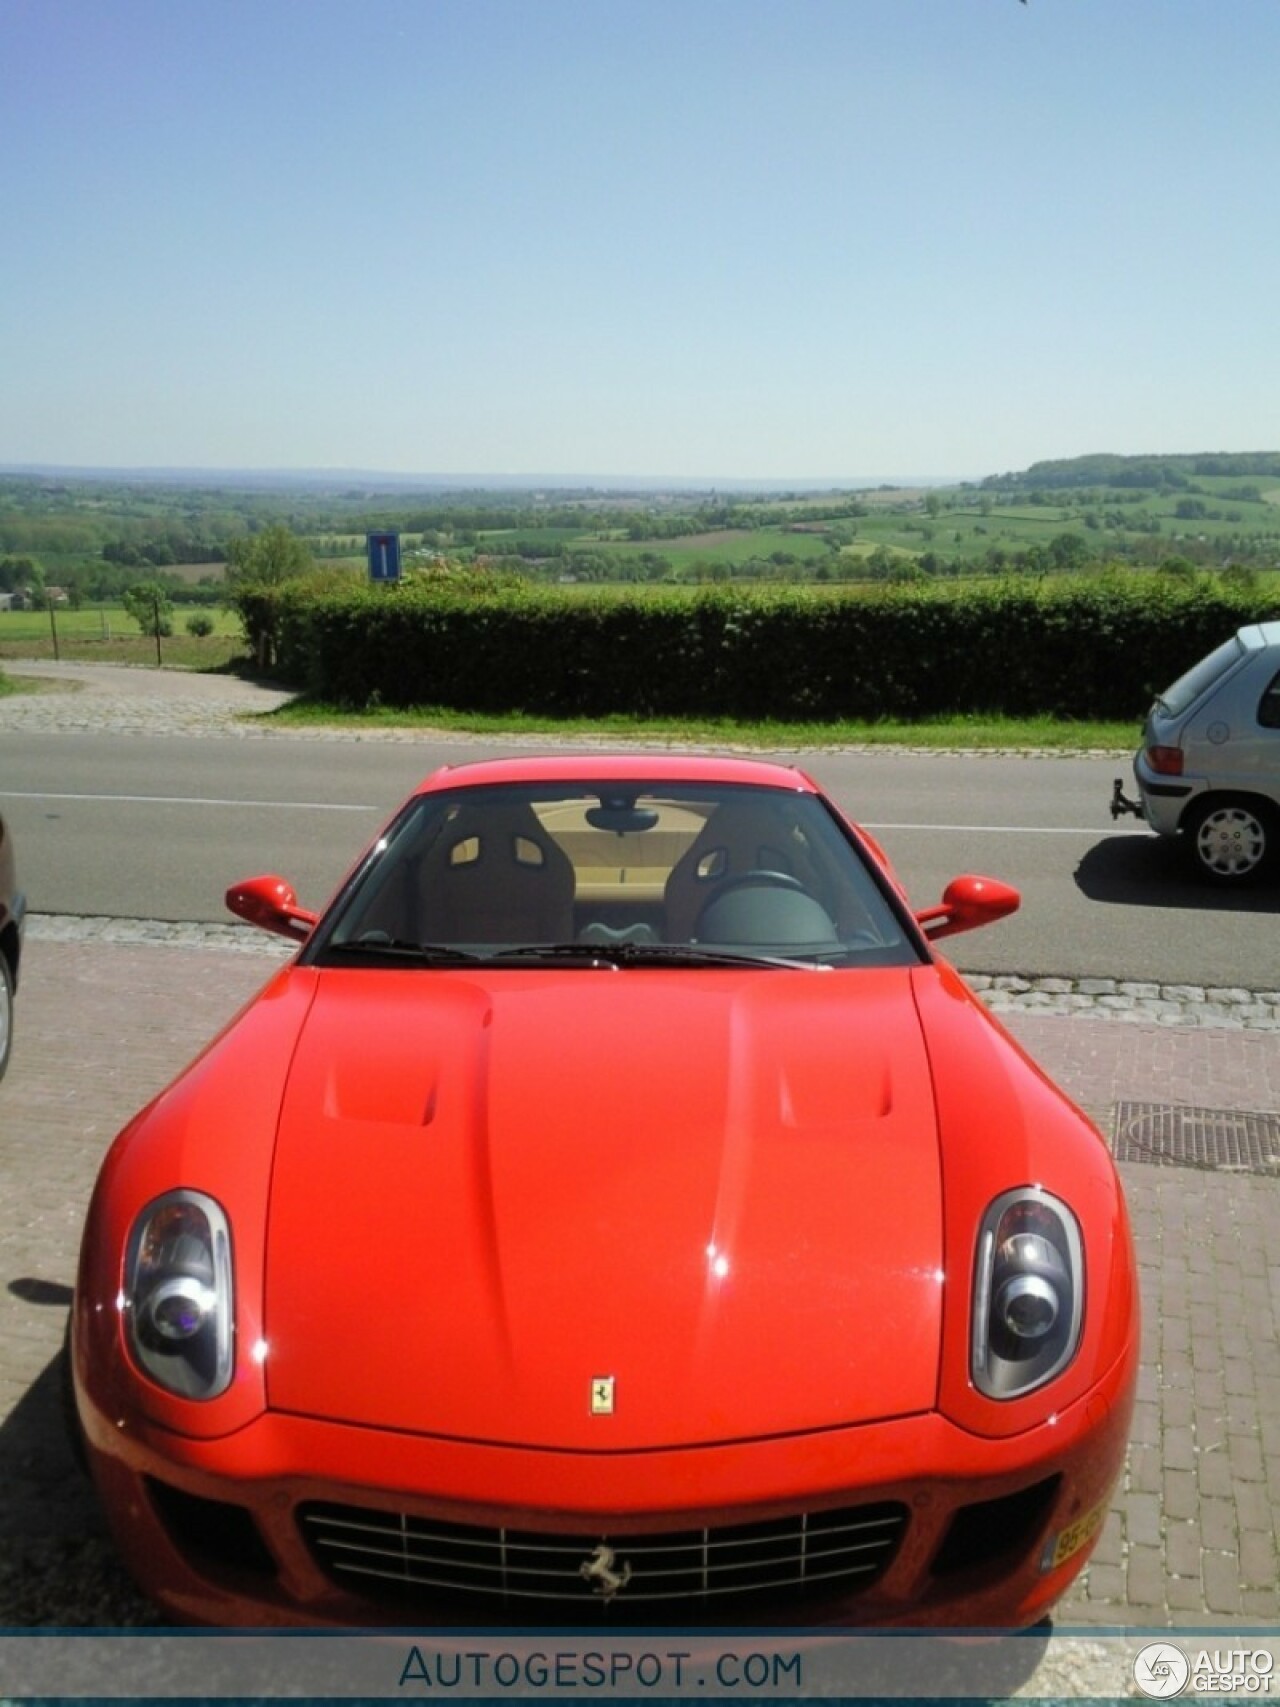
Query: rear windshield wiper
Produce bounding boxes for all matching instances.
[492,942,827,971]
[322,937,482,966]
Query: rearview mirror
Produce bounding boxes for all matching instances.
[225,875,319,941]
[914,875,1020,942]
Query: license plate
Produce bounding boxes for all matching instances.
[1041,1499,1107,1572]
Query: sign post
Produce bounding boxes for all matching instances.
[366,530,402,585]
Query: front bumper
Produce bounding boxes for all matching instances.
[77,1342,1137,1630]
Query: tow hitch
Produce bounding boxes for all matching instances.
[1110,779,1145,820]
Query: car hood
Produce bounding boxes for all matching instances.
[263,967,944,1449]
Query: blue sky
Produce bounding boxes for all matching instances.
[4,0,1278,483]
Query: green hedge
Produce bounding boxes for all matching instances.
[234,577,1280,723]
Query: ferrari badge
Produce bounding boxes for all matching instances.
[590,1376,615,1415]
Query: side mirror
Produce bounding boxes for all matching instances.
[914,875,1020,942]
[225,875,319,942]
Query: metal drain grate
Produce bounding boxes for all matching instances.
[1113,1101,1280,1175]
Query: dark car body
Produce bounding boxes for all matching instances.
[0,808,24,1080]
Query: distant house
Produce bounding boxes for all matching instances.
[0,587,69,610]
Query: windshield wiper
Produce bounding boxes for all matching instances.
[493,942,825,971]
[323,937,482,966]
[324,938,832,971]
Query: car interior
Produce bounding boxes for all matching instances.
[331,786,905,959]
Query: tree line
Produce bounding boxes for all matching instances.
[982,451,1280,492]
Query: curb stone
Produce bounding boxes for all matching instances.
[25,914,1280,1029]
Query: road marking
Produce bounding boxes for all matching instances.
[865,821,1151,837]
[0,793,1149,835]
[0,790,378,812]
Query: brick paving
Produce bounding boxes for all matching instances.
[1,935,1277,1628]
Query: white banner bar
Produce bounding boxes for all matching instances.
[1,1629,1277,1699]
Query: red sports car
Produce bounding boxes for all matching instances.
[70,755,1138,1628]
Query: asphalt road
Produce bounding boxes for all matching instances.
[3,722,1277,986]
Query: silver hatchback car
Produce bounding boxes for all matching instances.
[1111,621,1280,884]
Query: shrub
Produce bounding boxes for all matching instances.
[230,576,1280,723]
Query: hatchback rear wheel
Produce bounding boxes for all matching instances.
[1184,796,1276,885]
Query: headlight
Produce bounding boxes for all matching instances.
[971,1187,1082,1400]
[124,1190,234,1399]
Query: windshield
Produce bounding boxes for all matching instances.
[1157,634,1246,718]
[308,781,919,971]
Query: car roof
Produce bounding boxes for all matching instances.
[1239,621,1280,652]
[413,754,820,795]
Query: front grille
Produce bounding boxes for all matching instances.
[299,1501,907,1619]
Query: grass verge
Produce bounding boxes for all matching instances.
[0,655,1138,749]
[260,698,1139,751]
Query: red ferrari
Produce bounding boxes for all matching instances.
[71,755,1138,1628]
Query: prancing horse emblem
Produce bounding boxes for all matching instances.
[590,1375,615,1415]
[580,1542,633,1600]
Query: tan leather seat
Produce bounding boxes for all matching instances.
[416,802,576,943]
[662,800,800,942]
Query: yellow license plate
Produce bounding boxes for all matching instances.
[1041,1499,1107,1572]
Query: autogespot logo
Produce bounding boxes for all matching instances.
[1134,1643,1191,1699]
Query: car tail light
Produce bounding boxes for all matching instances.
[1146,745,1184,776]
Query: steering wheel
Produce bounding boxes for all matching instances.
[708,869,806,897]
[692,867,836,948]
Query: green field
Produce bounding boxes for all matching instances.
[4,453,1280,605]
[569,526,835,572]
[0,604,245,669]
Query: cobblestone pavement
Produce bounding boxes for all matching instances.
[1,663,1278,1637]
[0,658,296,736]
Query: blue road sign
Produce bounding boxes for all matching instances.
[366,530,402,583]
